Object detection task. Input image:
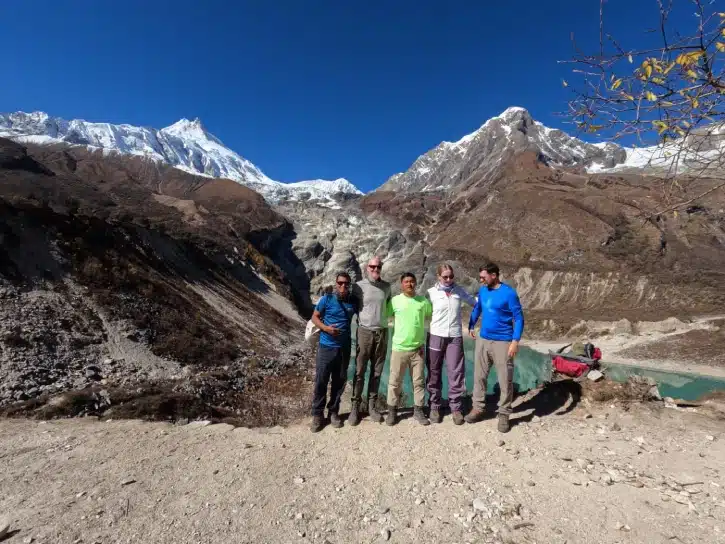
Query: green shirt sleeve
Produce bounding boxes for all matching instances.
[425,298,433,319]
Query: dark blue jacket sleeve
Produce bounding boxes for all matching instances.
[468,287,483,331]
[510,290,524,341]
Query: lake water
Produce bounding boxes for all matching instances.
[346,328,725,405]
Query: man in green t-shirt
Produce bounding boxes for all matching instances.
[385,272,433,426]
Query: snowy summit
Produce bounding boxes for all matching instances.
[0,111,363,204]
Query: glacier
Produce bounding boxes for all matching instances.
[0,111,363,204]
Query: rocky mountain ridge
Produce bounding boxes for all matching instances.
[0,137,310,417]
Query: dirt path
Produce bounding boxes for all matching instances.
[1,396,724,544]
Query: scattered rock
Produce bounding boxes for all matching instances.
[294,477,305,485]
[380,528,391,541]
[587,370,604,382]
[23,537,34,544]
[497,440,505,447]
[706,435,715,442]
[610,422,621,432]
[121,479,136,486]
[473,498,488,512]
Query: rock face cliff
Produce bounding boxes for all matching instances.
[0,138,309,413]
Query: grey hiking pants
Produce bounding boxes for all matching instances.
[352,327,388,409]
[472,337,515,415]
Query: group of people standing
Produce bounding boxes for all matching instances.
[309,256,524,434]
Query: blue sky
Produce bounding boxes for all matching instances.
[3,1,677,191]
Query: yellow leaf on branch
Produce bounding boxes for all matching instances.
[645,91,658,101]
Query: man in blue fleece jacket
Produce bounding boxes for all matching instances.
[466,263,524,433]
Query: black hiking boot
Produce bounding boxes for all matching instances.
[429,409,442,424]
[368,405,383,423]
[348,403,361,426]
[452,411,465,425]
[497,413,511,433]
[330,412,343,429]
[414,406,430,426]
[464,409,486,424]
[386,406,397,426]
[310,415,324,433]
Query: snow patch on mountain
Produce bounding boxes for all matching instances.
[0,111,362,204]
[587,123,725,176]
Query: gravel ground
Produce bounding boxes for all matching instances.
[1,392,724,544]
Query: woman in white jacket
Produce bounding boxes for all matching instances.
[426,263,477,425]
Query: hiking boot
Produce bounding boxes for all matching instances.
[464,409,486,424]
[414,406,430,426]
[386,406,397,426]
[429,409,442,424]
[348,403,361,426]
[330,412,343,429]
[497,413,511,433]
[452,411,465,425]
[368,406,384,423]
[310,415,324,433]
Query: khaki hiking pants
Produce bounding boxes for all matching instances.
[472,337,515,415]
[388,349,425,407]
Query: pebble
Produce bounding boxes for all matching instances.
[295,513,304,520]
[415,498,423,505]
[23,537,34,544]
[615,522,631,531]
[706,435,715,441]
[610,422,622,432]
[473,498,487,511]
[121,479,136,486]
[527,481,536,487]
[294,477,305,485]
[497,440,505,447]
[381,528,391,541]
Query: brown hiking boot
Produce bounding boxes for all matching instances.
[310,415,324,433]
[348,403,361,426]
[497,413,511,433]
[430,409,442,424]
[452,411,464,425]
[330,412,343,429]
[464,409,486,424]
[386,406,397,426]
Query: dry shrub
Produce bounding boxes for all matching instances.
[582,376,658,404]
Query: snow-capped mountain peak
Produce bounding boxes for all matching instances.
[0,111,363,203]
[378,106,627,193]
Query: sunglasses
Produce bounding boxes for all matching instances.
[441,275,454,280]
[337,281,350,286]
[368,265,382,270]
